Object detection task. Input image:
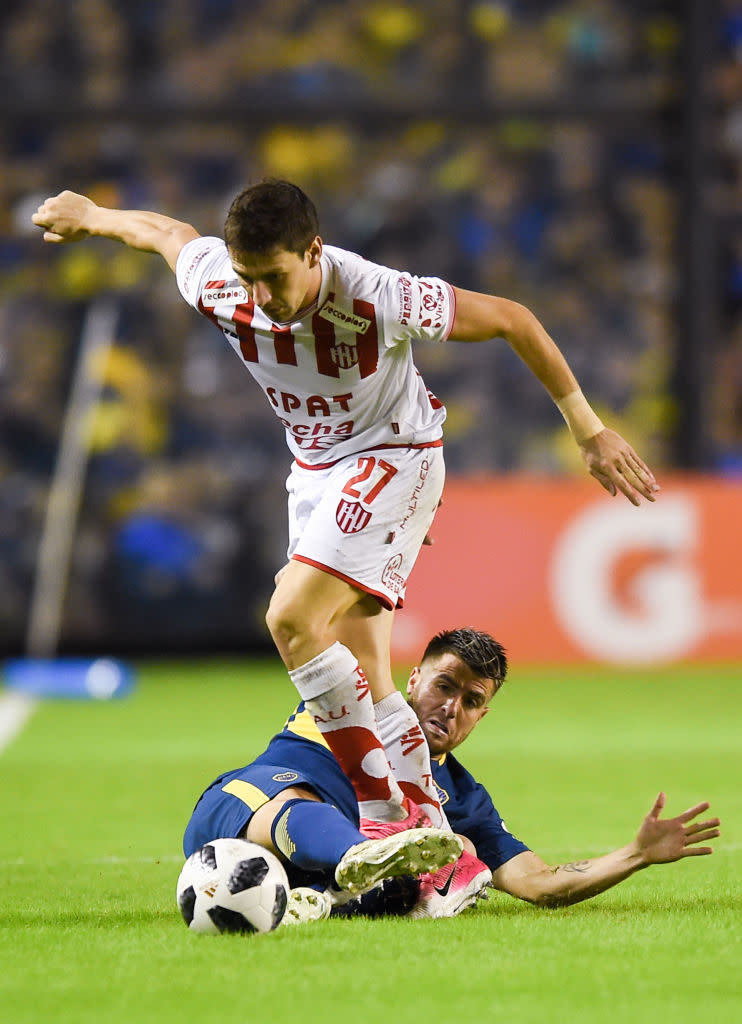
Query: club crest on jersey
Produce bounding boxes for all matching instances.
[336,499,372,534]
[434,782,449,806]
[318,302,372,334]
[329,340,359,370]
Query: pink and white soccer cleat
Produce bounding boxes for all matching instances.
[335,827,463,897]
[407,849,492,919]
[359,797,433,839]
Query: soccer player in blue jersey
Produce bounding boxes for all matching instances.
[182,627,720,922]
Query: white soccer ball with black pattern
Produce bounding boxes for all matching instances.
[176,838,289,934]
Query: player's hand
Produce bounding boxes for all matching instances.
[31,190,96,243]
[578,428,660,506]
[634,792,720,865]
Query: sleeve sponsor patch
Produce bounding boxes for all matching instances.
[393,274,452,342]
[177,237,227,306]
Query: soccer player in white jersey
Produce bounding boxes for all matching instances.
[32,181,660,836]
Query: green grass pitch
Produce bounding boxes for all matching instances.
[1,659,739,1024]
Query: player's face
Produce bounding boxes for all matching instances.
[229,238,322,324]
[406,653,493,757]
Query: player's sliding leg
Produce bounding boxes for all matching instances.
[248,791,462,906]
[271,800,462,898]
[328,850,493,921]
[335,603,450,829]
[267,564,407,822]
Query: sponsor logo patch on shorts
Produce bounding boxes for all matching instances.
[381,553,406,595]
[272,771,300,783]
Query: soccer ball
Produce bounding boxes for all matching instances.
[176,838,289,934]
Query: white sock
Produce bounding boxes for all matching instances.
[375,690,449,829]
[289,643,405,822]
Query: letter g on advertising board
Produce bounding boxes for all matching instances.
[549,495,704,663]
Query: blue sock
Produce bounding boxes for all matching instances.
[270,799,366,872]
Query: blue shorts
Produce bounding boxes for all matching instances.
[183,733,358,858]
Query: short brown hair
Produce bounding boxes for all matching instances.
[224,179,319,256]
[421,628,508,696]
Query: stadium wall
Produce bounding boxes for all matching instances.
[391,475,742,667]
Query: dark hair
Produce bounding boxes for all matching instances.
[224,179,319,257]
[420,628,508,696]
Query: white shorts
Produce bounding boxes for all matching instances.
[286,445,445,609]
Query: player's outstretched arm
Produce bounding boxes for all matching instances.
[449,287,660,506]
[489,792,720,907]
[32,190,200,272]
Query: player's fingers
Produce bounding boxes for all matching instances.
[679,846,714,857]
[610,470,642,506]
[648,791,666,819]
[685,828,720,846]
[677,801,711,823]
[43,231,65,243]
[627,451,659,489]
[685,818,720,836]
[32,200,56,219]
[622,444,655,475]
[612,459,655,503]
[624,458,659,498]
[591,469,617,497]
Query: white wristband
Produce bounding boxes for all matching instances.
[556,389,605,443]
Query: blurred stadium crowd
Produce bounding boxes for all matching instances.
[0,0,738,653]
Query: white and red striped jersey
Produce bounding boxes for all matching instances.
[176,237,454,466]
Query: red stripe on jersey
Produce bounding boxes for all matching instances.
[271,324,297,366]
[353,299,379,379]
[312,291,339,378]
[233,302,258,363]
[197,296,220,327]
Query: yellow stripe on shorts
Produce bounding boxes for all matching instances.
[221,779,271,811]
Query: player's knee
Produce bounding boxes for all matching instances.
[265,591,323,655]
[265,592,297,643]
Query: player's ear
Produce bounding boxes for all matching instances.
[406,666,420,697]
[307,236,322,266]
